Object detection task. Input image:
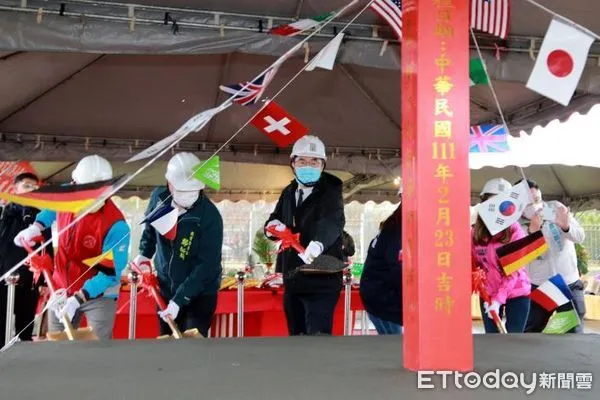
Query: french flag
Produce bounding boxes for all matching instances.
[530,274,573,312]
[142,203,178,241]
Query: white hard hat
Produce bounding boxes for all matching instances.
[165,152,205,191]
[290,135,327,161]
[72,155,113,184]
[480,178,511,196]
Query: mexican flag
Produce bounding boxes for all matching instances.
[470,58,489,86]
[270,11,335,36]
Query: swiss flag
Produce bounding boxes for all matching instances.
[250,101,308,148]
[526,18,594,106]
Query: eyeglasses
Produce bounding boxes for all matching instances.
[293,158,323,168]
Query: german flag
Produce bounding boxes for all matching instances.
[496,230,549,276]
[0,176,123,213]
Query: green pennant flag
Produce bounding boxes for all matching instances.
[193,155,220,190]
[351,263,364,277]
[542,308,580,334]
[469,58,489,87]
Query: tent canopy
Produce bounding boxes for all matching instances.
[1,0,600,208]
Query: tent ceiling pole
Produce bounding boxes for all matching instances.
[43,161,76,182]
[342,174,389,200]
[204,52,233,143]
[0,54,105,125]
[505,92,592,128]
[294,0,305,19]
[548,165,571,199]
[0,51,20,61]
[470,98,501,122]
[338,64,401,131]
[3,2,600,55]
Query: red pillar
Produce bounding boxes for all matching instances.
[401,0,473,371]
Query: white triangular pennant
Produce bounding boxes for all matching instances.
[306,33,345,71]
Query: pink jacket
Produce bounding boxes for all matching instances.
[472,223,531,304]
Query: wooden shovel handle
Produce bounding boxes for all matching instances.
[148,286,184,339]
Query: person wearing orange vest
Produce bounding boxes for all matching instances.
[14,155,130,340]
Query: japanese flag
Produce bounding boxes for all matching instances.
[526,18,594,106]
[478,180,531,236]
[250,101,309,148]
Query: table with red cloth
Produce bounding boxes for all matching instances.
[113,286,367,339]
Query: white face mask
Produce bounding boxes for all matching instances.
[173,191,199,209]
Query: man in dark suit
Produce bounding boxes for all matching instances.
[265,135,345,336]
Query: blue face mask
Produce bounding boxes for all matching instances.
[295,166,322,186]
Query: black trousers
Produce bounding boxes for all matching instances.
[525,280,586,333]
[283,290,341,336]
[158,294,218,338]
[0,280,38,345]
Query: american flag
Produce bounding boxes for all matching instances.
[370,0,402,40]
[469,124,509,153]
[219,67,278,106]
[470,0,510,39]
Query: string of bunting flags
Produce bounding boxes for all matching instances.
[0,0,365,298]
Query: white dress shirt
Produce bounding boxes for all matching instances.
[295,186,313,206]
[526,201,585,286]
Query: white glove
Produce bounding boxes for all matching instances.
[158,300,180,322]
[13,224,42,248]
[298,241,323,265]
[133,254,153,273]
[483,300,501,320]
[265,219,286,237]
[55,296,82,324]
[47,288,68,314]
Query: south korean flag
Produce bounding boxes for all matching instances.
[479,180,531,236]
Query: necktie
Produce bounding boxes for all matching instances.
[297,189,304,207]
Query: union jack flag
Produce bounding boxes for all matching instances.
[469,124,509,153]
[219,67,278,106]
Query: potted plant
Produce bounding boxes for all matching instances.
[575,243,589,276]
[252,229,277,274]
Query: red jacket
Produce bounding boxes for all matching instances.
[52,200,124,295]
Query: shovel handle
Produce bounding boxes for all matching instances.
[23,238,93,340]
[479,290,507,334]
[147,286,184,339]
[165,316,184,339]
[489,310,507,334]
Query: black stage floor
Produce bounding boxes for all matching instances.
[1,335,599,400]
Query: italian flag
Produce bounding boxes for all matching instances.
[470,58,489,86]
[270,11,334,36]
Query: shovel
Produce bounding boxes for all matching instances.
[472,263,507,334]
[129,263,201,339]
[266,226,346,274]
[23,238,98,341]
